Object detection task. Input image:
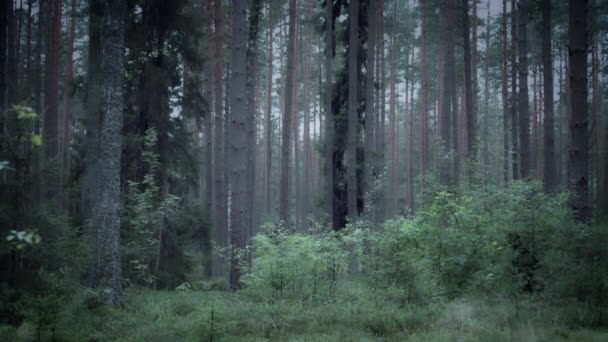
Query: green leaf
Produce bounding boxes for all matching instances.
[31,135,42,146]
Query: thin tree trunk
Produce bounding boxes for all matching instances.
[567,0,590,222]
[387,0,396,216]
[43,0,61,180]
[246,0,262,238]
[213,0,227,277]
[61,0,76,207]
[364,0,377,204]
[517,0,530,179]
[501,0,509,185]
[483,0,490,187]
[264,2,273,217]
[279,0,297,225]
[419,0,428,190]
[347,0,360,219]
[325,0,334,227]
[510,0,518,180]
[440,0,456,186]
[463,0,475,165]
[303,0,313,228]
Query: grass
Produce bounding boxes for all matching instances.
[4,282,607,341]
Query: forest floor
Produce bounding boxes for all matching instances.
[10,284,608,341]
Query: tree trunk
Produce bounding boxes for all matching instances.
[43,0,61,182]
[501,0,509,186]
[264,3,273,218]
[517,0,530,179]
[419,0,428,190]
[440,0,456,186]
[302,0,313,228]
[279,0,297,226]
[388,0,397,216]
[510,0,519,180]
[347,0,359,219]
[246,0,262,238]
[325,0,334,227]
[364,0,376,204]
[0,0,6,111]
[483,0,490,187]
[61,0,76,205]
[213,0,227,277]
[567,0,590,222]
[463,0,475,165]
[87,0,126,306]
[204,0,214,223]
[228,0,248,290]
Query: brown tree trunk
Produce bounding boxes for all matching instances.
[440,0,456,186]
[567,0,590,222]
[364,0,377,203]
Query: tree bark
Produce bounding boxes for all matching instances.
[228,0,248,290]
[463,0,475,164]
[364,0,377,204]
[264,3,273,218]
[501,0,509,185]
[517,0,530,179]
[325,0,334,227]
[510,0,519,180]
[440,0,456,186]
[347,0,359,219]
[419,0,428,190]
[87,0,125,306]
[279,0,296,226]
[567,0,590,222]
[246,0,262,238]
[43,0,61,181]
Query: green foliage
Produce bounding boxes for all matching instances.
[122,128,179,286]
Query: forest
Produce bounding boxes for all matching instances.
[1,0,608,340]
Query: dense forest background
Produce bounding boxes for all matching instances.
[1,0,608,340]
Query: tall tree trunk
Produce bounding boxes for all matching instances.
[364,0,376,204]
[246,0,262,238]
[302,0,313,228]
[292,26,300,231]
[61,0,76,205]
[483,0,490,187]
[510,0,519,180]
[387,0,396,215]
[517,0,530,179]
[228,0,248,290]
[7,0,17,106]
[440,0,456,186]
[0,0,6,111]
[501,0,509,185]
[325,0,334,227]
[264,2,273,217]
[204,0,214,224]
[87,0,125,306]
[406,46,414,212]
[567,0,590,222]
[279,0,296,226]
[418,0,428,190]
[347,0,359,219]
[463,0,475,165]
[213,0,227,276]
[43,0,61,186]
